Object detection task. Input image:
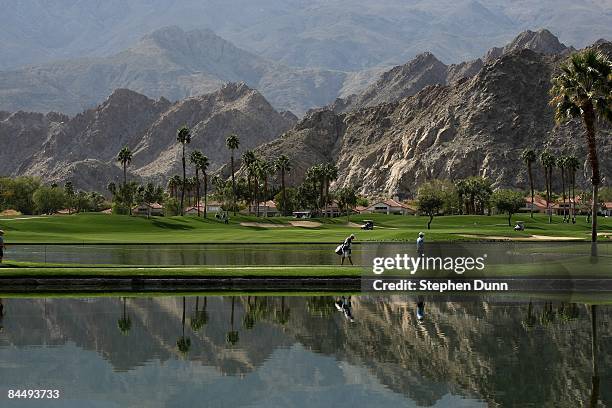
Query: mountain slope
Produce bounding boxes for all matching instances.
[245,41,612,198]
[0,83,295,191]
[336,29,571,112]
[1,0,611,71]
[0,27,347,116]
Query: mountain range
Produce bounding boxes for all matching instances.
[239,39,612,198]
[1,0,611,72]
[1,29,610,197]
[0,83,295,191]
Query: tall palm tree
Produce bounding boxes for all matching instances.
[550,50,612,242]
[242,150,257,213]
[117,297,131,335]
[258,160,272,217]
[199,155,210,218]
[275,155,292,216]
[305,164,324,215]
[322,163,338,217]
[540,151,556,223]
[521,149,537,218]
[169,175,182,201]
[566,155,580,223]
[117,146,133,187]
[557,156,568,222]
[176,126,192,216]
[226,134,240,216]
[190,151,205,216]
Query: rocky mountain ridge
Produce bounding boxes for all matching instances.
[0,26,350,116]
[334,29,572,112]
[0,83,295,191]
[244,41,612,198]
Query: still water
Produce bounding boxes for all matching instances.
[0,296,609,407]
[6,242,610,266]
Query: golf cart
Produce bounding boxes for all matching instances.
[513,221,525,231]
[361,220,374,230]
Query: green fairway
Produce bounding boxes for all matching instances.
[1,212,610,244]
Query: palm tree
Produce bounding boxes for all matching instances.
[588,305,600,408]
[258,160,272,217]
[242,150,257,213]
[322,163,338,217]
[550,49,612,242]
[226,134,240,216]
[190,151,205,216]
[177,296,191,355]
[176,126,192,216]
[117,146,133,187]
[117,297,131,335]
[305,164,324,215]
[226,297,239,346]
[540,151,555,223]
[107,182,117,199]
[557,156,568,222]
[275,155,291,216]
[199,155,210,218]
[566,155,580,223]
[521,149,537,218]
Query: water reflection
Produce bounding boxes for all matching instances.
[0,296,609,407]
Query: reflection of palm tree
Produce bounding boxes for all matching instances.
[589,305,599,408]
[242,296,256,330]
[521,301,537,331]
[117,297,131,335]
[274,297,291,325]
[177,297,191,355]
[539,302,555,326]
[226,297,239,345]
[190,296,209,332]
[306,296,335,317]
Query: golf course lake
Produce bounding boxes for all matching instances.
[4,242,611,267]
[0,295,609,407]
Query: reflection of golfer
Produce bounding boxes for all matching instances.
[416,232,425,257]
[416,297,425,321]
[335,296,354,322]
[341,234,355,265]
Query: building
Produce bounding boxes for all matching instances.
[248,200,279,216]
[603,202,612,217]
[362,199,415,215]
[522,195,549,213]
[133,202,164,216]
[185,201,223,215]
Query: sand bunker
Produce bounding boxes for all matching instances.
[240,222,287,228]
[459,234,580,241]
[289,221,322,228]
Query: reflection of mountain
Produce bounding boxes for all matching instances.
[0,296,610,407]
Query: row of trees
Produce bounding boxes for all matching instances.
[521,149,581,223]
[0,177,107,215]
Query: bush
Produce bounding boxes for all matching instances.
[112,202,131,215]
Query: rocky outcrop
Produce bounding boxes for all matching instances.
[249,42,612,198]
[336,29,573,113]
[0,83,295,191]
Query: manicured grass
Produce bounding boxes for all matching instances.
[0,212,610,244]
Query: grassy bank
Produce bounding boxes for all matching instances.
[1,212,610,244]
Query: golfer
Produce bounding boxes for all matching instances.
[416,232,425,257]
[341,234,355,265]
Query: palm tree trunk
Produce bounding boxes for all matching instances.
[572,170,576,223]
[195,168,200,217]
[255,177,260,217]
[123,163,127,187]
[561,167,566,222]
[281,169,287,216]
[528,162,534,219]
[264,176,268,217]
[583,106,600,242]
[204,172,208,219]
[231,154,236,216]
[181,145,186,216]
